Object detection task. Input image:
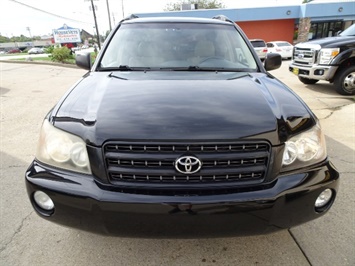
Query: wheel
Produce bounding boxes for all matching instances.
[298,77,319,84]
[334,66,355,95]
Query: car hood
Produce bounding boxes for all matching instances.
[297,36,355,48]
[53,71,314,146]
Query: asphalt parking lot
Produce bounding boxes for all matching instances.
[0,60,354,266]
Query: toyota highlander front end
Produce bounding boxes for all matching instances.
[25,16,339,237]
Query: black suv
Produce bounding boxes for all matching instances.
[289,24,355,95]
[26,16,339,237]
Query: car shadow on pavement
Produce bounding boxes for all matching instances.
[0,151,34,253]
[0,87,10,96]
[303,82,354,98]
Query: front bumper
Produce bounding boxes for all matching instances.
[26,160,339,238]
[289,62,338,81]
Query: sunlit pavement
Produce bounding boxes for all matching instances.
[0,53,50,60]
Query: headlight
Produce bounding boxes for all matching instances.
[282,124,327,171]
[318,48,339,65]
[36,119,91,174]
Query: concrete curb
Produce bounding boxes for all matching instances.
[0,59,79,69]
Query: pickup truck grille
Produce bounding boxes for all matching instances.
[293,47,317,66]
[103,141,271,188]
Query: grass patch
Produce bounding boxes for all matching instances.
[7,51,96,65]
[0,53,23,57]
[12,57,51,61]
[11,56,75,64]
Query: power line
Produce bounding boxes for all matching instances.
[8,0,92,25]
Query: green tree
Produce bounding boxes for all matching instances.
[32,36,42,41]
[10,35,32,42]
[44,45,55,54]
[0,35,10,43]
[165,0,225,11]
[0,34,37,43]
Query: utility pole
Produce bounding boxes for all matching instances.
[90,0,101,49]
[26,27,32,38]
[106,0,112,31]
[26,27,33,46]
[112,12,116,27]
[121,0,125,18]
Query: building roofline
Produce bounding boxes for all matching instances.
[135,2,354,22]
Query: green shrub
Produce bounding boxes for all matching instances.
[44,45,55,54]
[51,46,74,63]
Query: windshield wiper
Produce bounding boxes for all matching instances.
[177,66,217,71]
[159,66,248,72]
[97,65,150,71]
[100,65,251,73]
[187,66,202,70]
[227,73,253,80]
[108,73,128,80]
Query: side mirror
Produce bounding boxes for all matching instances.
[76,53,91,70]
[264,53,282,71]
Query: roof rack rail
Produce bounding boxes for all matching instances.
[212,15,234,24]
[119,14,139,23]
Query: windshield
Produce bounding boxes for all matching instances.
[99,22,257,71]
[339,24,355,36]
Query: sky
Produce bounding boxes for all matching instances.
[0,0,346,37]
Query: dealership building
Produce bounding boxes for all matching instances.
[136,1,355,44]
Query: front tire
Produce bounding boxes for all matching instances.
[334,66,355,95]
[298,77,319,84]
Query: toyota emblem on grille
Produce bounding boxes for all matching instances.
[175,156,202,174]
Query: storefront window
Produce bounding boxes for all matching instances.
[308,21,343,40]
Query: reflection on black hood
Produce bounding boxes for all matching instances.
[53,72,314,146]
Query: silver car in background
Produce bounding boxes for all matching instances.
[28,47,44,54]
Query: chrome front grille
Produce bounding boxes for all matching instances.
[105,143,268,153]
[104,141,271,186]
[107,157,266,168]
[293,47,317,66]
[110,172,264,182]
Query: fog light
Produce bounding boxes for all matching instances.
[315,189,333,209]
[314,69,324,76]
[34,191,54,211]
